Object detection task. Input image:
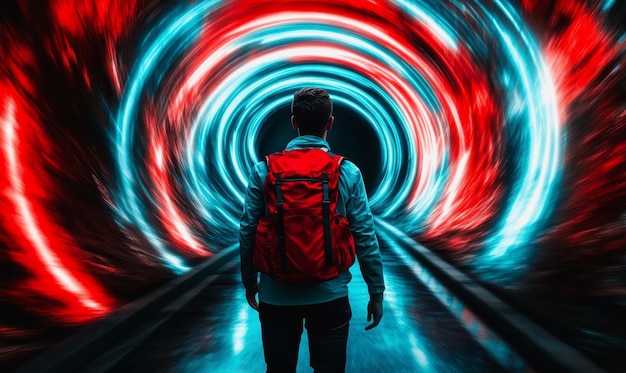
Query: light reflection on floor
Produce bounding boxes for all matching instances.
[377,224,528,371]
[111,237,524,372]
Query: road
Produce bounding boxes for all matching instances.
[85,231,527,372]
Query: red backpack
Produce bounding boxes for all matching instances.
[253,148,356,283]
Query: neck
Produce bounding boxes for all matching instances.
[298,130,327,140]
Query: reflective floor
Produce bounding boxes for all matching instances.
[87,238,528,372]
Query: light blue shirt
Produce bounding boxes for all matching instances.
[239,135,385,305]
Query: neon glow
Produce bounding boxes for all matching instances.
[113,1,561,277]
[0,0,624,367]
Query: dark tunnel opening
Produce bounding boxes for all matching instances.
[257,103,383,195]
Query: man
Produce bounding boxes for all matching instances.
[239,87,385,373]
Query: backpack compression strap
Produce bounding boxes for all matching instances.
[266,155,289,274]
[322,154,344,267]
[274,172,288,274]
[322,172,331,266]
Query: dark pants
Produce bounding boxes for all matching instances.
[259,296,351,373]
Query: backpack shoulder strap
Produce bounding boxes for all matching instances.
[265,151,285,170]
[331,153,345,168]
[262,154,277,217]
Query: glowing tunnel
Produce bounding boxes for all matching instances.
[112,0,561,281]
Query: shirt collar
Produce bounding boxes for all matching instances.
[285,135,331,152]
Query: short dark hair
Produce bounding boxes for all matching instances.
[291,88,333,134]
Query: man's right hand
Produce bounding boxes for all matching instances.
[365,300,383,330]
[246,283,259,311]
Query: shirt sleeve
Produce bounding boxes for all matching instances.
[344,163,385,302]
[239,161,266,290]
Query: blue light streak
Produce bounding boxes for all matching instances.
[474,0,561,280]
[113,0,223,272]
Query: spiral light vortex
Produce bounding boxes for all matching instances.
[112,0,560,279]
[2,0,624,331]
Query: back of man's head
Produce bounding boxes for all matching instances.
[291,88,333,136]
